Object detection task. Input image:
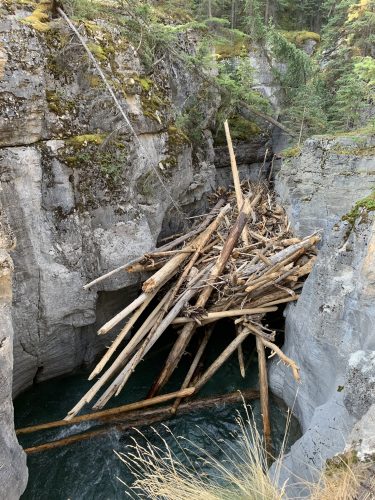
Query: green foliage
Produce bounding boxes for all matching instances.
[62,0,100,20]
[268,29,314,92]
[218,58,267,107]
[57,0,373,144]
[214,115,261,144]
[342,190,375,226]
[329,65,369,129]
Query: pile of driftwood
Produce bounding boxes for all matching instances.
[64,127,319,450]
[17,123,319,455]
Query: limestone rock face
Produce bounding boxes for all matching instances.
[0,9,218,395]
[270,135,375,490]
[0,216,28,499]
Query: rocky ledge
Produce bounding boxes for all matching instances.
[270,134,375,493]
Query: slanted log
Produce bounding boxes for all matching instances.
[256,335,272,456]
[193,327,252,392]
[147,198,253,398]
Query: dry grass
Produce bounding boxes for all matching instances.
[309,456,375,500]
[115,404,374,500]
[116,404,288,500]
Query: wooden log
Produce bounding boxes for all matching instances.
[171,326,214,415]
[256,335,272,455]
[194,327,252,392]
[223,119,250,374]
[82,199,225,290]
[157,198,226,252]
[24,428,110,454]
[147,198,253,398]
[83,257,142,290]
[92,265,214,409]
[18,388,195,435]
[243,234,320,278]
[141,221,219,295]
[23,388,260,454]
[170,306,278,325]
[89,289,171,380]
[251,294,300,308]
[67,265,212,419]
[163,204,231,310]
[223,120,250,246]
[236,325,246,378]
[97,293,147,335]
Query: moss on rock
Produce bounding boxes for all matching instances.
[282,30,321,47]
[331,145,375,157]
[342,190,375,226]
[66,134,107,149]
[280,145,302,158]
[215,116,261,145]
[215,30,251,60]
[21,0,53,32]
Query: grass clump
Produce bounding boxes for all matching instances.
[116,404,375,500]
[117,407,287,500]
[342,190,375,226]
[310,451,374,500]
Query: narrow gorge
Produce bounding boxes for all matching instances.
[0,1,374,498]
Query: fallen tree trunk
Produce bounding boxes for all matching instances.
[22,389,260,454]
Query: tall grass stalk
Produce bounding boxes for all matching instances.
[115,400,373,499]
[116,402,289,499]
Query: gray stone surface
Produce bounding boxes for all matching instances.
[0,217,28,499]
[270,135,375,492]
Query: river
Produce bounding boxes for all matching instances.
[15,325,300,499]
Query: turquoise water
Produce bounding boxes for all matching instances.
[14,327,301,499]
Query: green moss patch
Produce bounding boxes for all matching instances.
[342,190,375,226]
[214,116,261,145]
[46,90,76,116]
[331,145,375,157]
[215,30,251,60]
[21,0,53,32]
[66,134,107,149]
[86,42,108,62]
[280,145,302,158]
[281,30,321,47]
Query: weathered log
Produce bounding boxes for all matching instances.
[194,327,252,392]
[171,326,214,414]
[89,289,171,380]
[243,234,320,278]
[92,265,214,409]
[171,306,278,325]
[98,292,148,335]
[23,388,260,454]
[19,388,195,435]
[236,325,246,378]
[157,199,226,252]
[148,198,253,398]
[224,120,250,246]
[256,335,272,455]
